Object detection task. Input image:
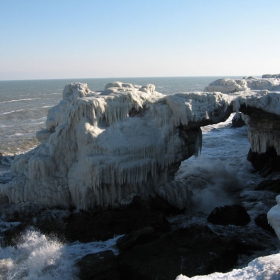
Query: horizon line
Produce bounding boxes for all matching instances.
[0,74,262,82]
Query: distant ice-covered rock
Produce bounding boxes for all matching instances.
[262,73,280,79]
[205,76,280,94]
[0,82,232,209]
[204,78,248,93]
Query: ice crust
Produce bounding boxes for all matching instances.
[205,77,280,93]
[205,75,280,155]
[233,90,280,154]
[0,82,231,209]
[267,195,280,240]
[176,253,280,279]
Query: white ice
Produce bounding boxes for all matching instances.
[0,82,231,210]
[176,253,280,280]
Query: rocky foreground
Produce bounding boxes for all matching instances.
[1,75,280,279]
[0,188,278,280]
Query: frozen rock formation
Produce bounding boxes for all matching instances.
[233,91,280,155]
[204,78,248,93]
[262,73,280,79]
[0,82,232,210]
[267,195,280,240]
[204,76,280,94]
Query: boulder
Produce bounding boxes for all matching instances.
[256,180,280,193]
[254,213,276,234]
[75,250,120,280]
[207,204,250,226]
[64,196,170,242]
[247,148,280,176]
[117,224,238,279]
[231,112,246,128]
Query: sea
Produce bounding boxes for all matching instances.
[0,76,278,279]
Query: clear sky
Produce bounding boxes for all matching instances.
[1,0,280,80]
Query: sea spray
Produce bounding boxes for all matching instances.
[176,113,261,214]
[0,228,122,280]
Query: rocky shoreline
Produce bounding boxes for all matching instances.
[0,172,278,279]
[1,75,280,279]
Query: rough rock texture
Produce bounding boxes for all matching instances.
[256,180,280,193]
[64,196,170,243]
[247,148,280,177]
[207,204,250,226]
[231,112,246,128]
[75,250,121,280]
[0,82,231,210]
[254,213,276,234]
[117,224,238,279]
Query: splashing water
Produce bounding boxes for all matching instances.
[0,229,121,280]
[176,113,262,214]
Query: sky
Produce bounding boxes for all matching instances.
[1,0,280,80]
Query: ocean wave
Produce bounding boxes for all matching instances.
[0,98,41,104]
[2,109,25,115]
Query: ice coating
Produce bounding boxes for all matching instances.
[233,90,280,154]
[176,253,280,280]
[0,82,231,209]
[204,77,280,93]
[267,195,280,240]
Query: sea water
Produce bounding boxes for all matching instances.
[1,76,276,279]
[0,76,241,156]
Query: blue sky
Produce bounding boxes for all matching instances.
[1,0,280,80]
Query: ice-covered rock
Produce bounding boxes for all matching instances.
[233,91,280,155]
[267,195,280,240]
[176,253,280,279]
[204,78,248,93]
[262,73,280,79]
[0,82,232,210]
[204,76,280,94]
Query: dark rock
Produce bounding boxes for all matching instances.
[247,147,280,177]
[64,196,170,243]
[149,194,184,215]
[75,250,120,280]
[231,113,245,128]
[207,205,250,226]
[117,224,238,279]
[256,180,280,193]
[3,223,27,246]
[255,213,276,234]
[231,237,267,254]
[116,226,155,251]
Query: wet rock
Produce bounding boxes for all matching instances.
[64,196,170,242]
[230,236,267,254]
[256,180,280,193]
[207,205,250,226]
[2,223,27,246]
[255,213,276,234]
[231,113,245,128]
[75,250,120,280]
[149,194,184,215]
[117,224,238,279]
[116,226,155,251]
[247,148,280,177]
